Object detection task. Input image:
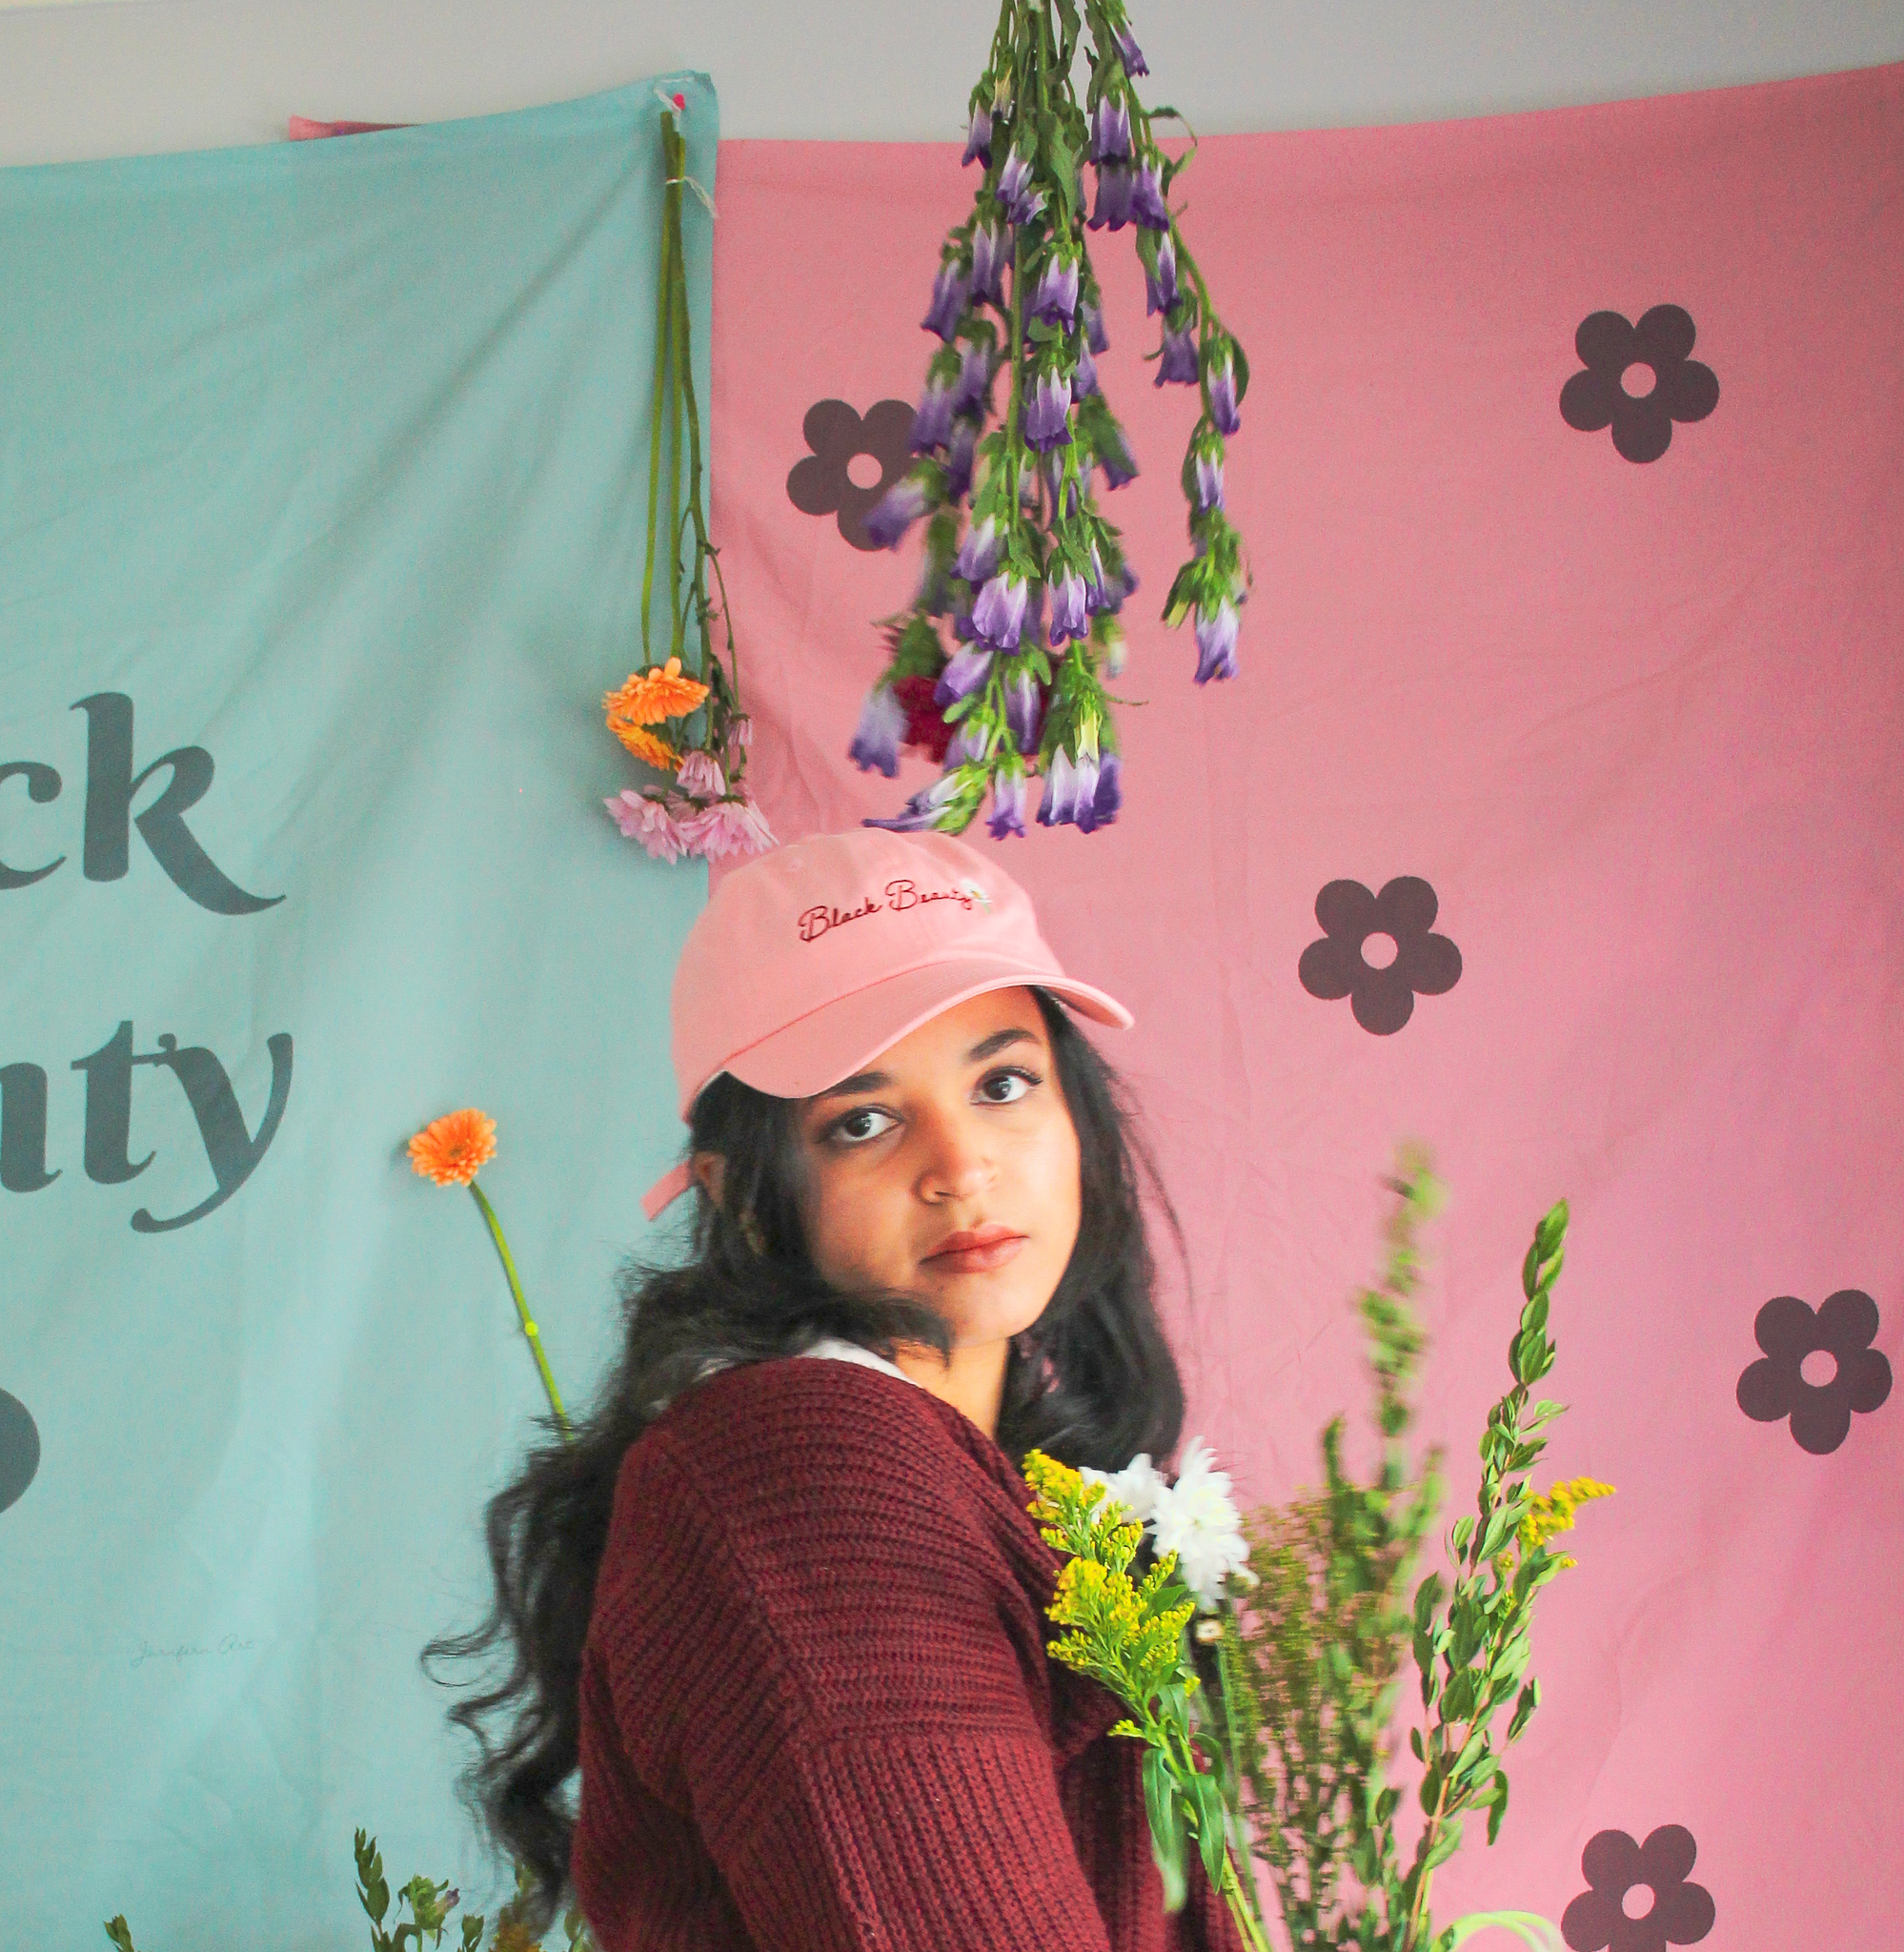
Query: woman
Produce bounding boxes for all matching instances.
[432,827,1242,1951]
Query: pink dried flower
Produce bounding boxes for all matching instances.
[679,796,776,861]
[677,750,726,799]
[605,789,688,864]
[729,716,754,749]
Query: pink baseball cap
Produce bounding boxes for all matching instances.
[641,827,1132,1217]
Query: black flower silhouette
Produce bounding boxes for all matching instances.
[786,398,915,550]
[1297,877,1461,1035]
[1563,1825,1714,1952]
[1736,1289,1893,1455]
[0,1387,39,1516]
[1560,305,1718,463]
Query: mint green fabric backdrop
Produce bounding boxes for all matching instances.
[0,76,716,1945]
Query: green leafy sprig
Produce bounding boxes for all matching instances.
[1226,1152,1447,1952]
[1400,1201,1581,1949]
[105,1837,598,1952]
[1225,1163,1611,1952]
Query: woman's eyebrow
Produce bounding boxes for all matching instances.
[811,1027,1041,1105]
[966,1027,1040,1062]
[814,1068,892,1101]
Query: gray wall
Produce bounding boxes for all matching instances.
[2,0,1900,168]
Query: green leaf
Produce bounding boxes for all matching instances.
[1144,1748,1189,1913]
[1450,1725,1491,1783]
[1413,1571,1445,1631]
[104,1921,139,1952]
[1537,1200,1570,1256]
[1048,130,1079,218]
[1451,1515,1475,1558]
[1421,1817,1466,1872]
[1478,1508,1516,1561]
[1508,1677,1541,1741]
[1487,1769,1512,1845]
[1449,1914,1565,1952]
[1520,1239,1542,1299]
[1442,1669,1478,1724]
[1409,1725,1426,1762]
[1415,1641,1441,1704]
[1188,1764,1229,1892]
[354,1831,392,1929]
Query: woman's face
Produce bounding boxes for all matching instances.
[795,986,1083,1348]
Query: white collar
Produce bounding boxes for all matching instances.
[796,1335,920,1388]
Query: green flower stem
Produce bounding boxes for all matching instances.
[1217,1852,1273,1952]
[640,188,675,661]
[1448,1912,1564,1952]
[468,1182,571,1438]
[1005,217,1026,539]
[1212,1619,1272,1943]
[1148,1703,1271,1952]
[657,106,752,779]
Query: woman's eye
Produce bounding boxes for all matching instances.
[978,1067,1040,1106]
[831,1107,898,1146]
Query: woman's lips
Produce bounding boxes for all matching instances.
[923,1228,1027,1274]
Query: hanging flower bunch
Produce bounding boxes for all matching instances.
[848,0,1250,839]
[605,98,774,865]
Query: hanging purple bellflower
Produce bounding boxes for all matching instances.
[851,0,1252,838]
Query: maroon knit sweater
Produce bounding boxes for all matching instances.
[572,1353,1246,1952]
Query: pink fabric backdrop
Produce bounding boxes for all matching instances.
[706,61,1903,1949]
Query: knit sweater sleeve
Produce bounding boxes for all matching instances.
[587,1360,1118,1952]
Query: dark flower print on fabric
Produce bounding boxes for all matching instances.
[786,398,915,551]
[1298,877,1461,1035]
[0,1388,40,1515]
[1560,305,1718,463]
[1563,1826,1715,1952]
[1736,1289,1893,1455]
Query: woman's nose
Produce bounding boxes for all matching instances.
[914,1103,998,1203]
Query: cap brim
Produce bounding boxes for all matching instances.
[697,956,1133,1108]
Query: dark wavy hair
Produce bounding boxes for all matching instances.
[424,988,1190,1920]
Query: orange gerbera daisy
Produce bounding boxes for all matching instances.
[408,1108,497,1188]
[611,722,682,772]
[604,655,709,728]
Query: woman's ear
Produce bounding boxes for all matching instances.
[691,1151,727,1208]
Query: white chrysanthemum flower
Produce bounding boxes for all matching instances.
[1080,1452,1167,1525]
[1147,1436,1248,1610]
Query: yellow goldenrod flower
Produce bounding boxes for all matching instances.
[1518,1476,1616,1556]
